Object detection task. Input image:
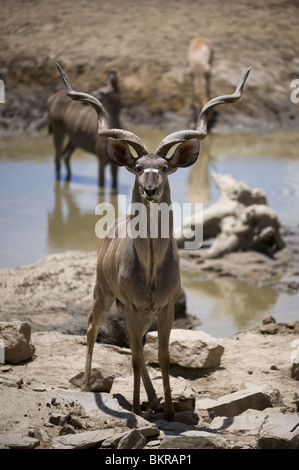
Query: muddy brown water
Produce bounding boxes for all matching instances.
[0,128,298,336]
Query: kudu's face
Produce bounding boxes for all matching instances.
[106,138,200,203]
[133,155,170,202]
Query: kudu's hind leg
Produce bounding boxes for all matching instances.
[52,129,64,180]
[62,141,75,181]
[125,311,162,415]
[82,288,114,391]
[142,363,163,413]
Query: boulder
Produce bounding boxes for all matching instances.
[0,321,35,364]
[144,329,224,369]
[101,426,159,448]
[117,429,146,449]
[258,412,299,449]
[209,408,299,449]
[69,368,114,392]
[173,395,196,412]
[49,412,67,426]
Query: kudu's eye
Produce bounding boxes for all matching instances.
[135,164,143,173]
[161,165,168,172]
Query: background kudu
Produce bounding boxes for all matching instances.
[188,37,213,127]
[56,63,250,421]
[47,70,122,189]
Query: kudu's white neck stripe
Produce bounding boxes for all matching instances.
[143,168,159,173]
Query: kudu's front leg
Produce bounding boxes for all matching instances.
[82,311,99,391]
[82,288,113,391]
[141,363,163,413]
[157,304,175,421]
[125,307,144,415]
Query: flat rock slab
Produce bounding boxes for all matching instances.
[52,429,118,449]
[159,430,228,449]
[210,409,268,435]
[0,433,40,449]
[53,389,152,428]
[196,386,284,417]
[0,386,154,441]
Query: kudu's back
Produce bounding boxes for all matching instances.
[48,91,98,149]
[47,72,122,188]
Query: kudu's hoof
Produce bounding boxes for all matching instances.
[164,412,175,422]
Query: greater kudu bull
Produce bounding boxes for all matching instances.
[56,63,250,421]
[47,70,121,188]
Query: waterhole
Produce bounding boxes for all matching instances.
[0,128,298,335]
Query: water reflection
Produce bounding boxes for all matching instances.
[181,271,279,336]
[47,181,120,252]
[186,139,213,203]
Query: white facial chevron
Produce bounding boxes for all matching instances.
[143,168,160,173]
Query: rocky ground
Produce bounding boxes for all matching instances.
[0,235,298,450]
[0,316,298,450]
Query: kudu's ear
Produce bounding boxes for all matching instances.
[106,138,136,168]
[168,139,200,170]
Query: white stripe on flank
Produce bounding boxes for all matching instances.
[50,94,62,115]
[74,106,89,133]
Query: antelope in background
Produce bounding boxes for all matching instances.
[47,70,122,189]
[56,63,250,421]
[188,37,213,127]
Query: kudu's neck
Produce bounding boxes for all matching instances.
[130,177,174,279]
[109,113,121,129]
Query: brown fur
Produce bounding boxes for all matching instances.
[47,72,122,188]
